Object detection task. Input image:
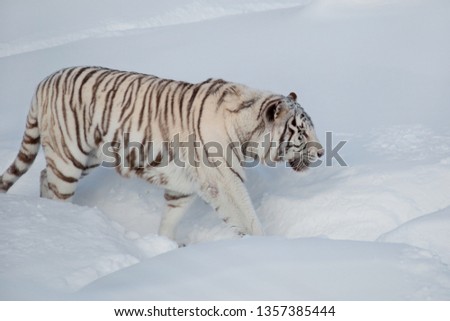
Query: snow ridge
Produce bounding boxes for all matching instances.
[0,0,310,58]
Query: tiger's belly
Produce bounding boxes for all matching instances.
[132,163,196,195]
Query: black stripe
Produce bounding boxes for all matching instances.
[228,166,244,183]
[78,69,100,106]
[73,109,90,156]
[119,75,142,123]
[227,98,256,113]
[154,79,171,122]
[138,77,158,131]
[51,72,74,145]
[62,144,86,170]
[62,67,77,96]
[23,134,40,145]
[7,164,26,176]
[155,81,172,144]
[48,182,74,200]
[88,69,113,120]
[47,158,79,183]
[196,80,226,147]
[119,76,141,123]
[276,116,294,157]
[18,151,35,164]
[42,74,54,115]
[102,72,129,133]
[69,67,92,110]
[186,84,202,133]
[164,193,192,202]
[149,152,162,167]
[163,84,173,131]
[257,96,282,120]
[60,69,77,140]
[246,121,265,142]
[217,89,229,108]
[170,82,183,126]
[178,83,194,130]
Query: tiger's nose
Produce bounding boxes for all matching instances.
[317,148,324,158]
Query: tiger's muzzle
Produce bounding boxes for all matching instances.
[289,142,324,172]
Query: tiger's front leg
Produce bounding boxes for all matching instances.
[158,190,196,241]
[199,171,264,237]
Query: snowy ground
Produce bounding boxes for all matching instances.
[1,0,450,300]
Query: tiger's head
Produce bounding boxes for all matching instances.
[261,92,323,172]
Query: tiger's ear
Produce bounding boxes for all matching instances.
[288,92,297,102]
[265,102,286,123]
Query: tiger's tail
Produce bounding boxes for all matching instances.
[0,99,40,192]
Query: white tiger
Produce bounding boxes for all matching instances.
[0,66,323,241]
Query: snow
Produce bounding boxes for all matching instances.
[1,0,450,300]
[0,193,177,300]
[75,238,450,301]
[379,206,450,266]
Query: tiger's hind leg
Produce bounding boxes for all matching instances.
[41,162,83,201]
[40,149,101,200]
[158,190,196,241]
[40,168,50,198]
[40,147,88,201]
[81,151,102,178]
